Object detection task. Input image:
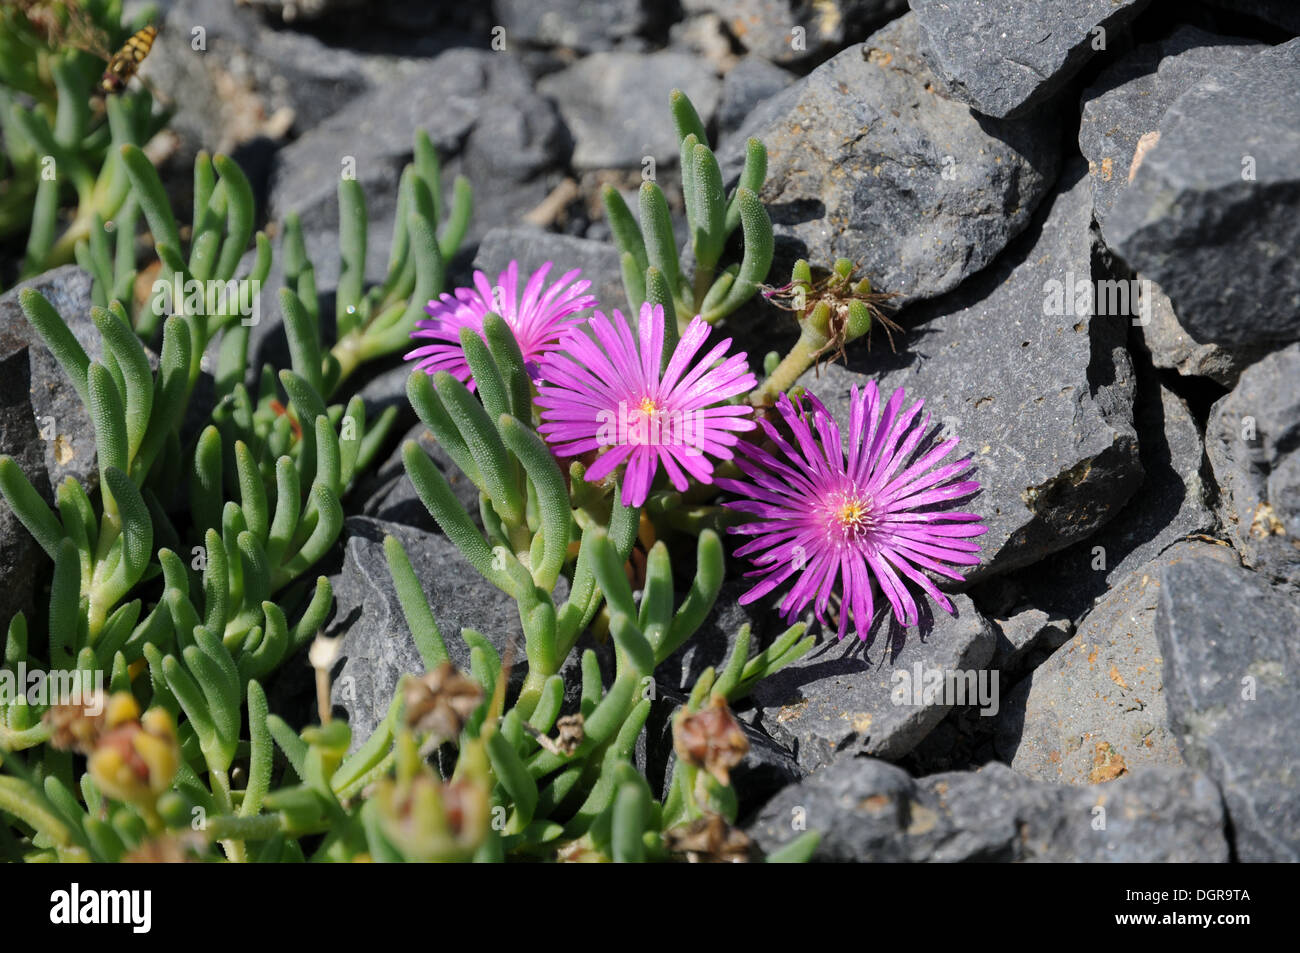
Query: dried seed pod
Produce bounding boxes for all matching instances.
[44,689,110,754]
[673,695,748,786]
[402,662,484,745]
[663,813,753,863]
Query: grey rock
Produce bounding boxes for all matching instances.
[0,267,102,494]
[497,0,660,51]
[1107,38,1300,348]
[910,0,1152,119]
[1135,276,1266,388]
[356,422,481,534]
[989,606,1073,678]
[538,51,721,171]
[749,756,1229,861]
[329,517,526,750]
[721,14,1060,308]
[270,49,567,239]
[1206,343,1300,589]
[1079,26,1263,234]
[750,594,996,770]
[996,542,1239,785]
[1157,553,1300,861]
[471,226,625,318]
[717,56,796,139]
[683,0,908,65]
[983,363,1215,620]
[802,163,1140,583]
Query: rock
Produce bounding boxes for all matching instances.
[356,423,481,533]
[1135,276,1265,388]
[270,49,567,240]
[682,0,908,66]
[537,51,721,171]
[329,517,526,750]
[995,542,1237,786]
[1078,26,1263,234]
[721,13,1060,308]
[1157,553,1300,861]
[0,267,102,495]
[749,594,996,770]
[749,755,1229,861]
[980,363,1215,619]
[802,163,1141,583]
[910,0,1152,119]
[471,226,625,318]
[989,606,1073,678]
[716,56,795,140]
[1206,343,1300,589]
[1106,38,1300,348]
[496,0,661,51]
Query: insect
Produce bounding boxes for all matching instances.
[99,24,157,96]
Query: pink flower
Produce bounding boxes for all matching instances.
[717,384,986,639]
[405,260,596,386]
[536,303,757,508]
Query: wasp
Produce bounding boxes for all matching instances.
[99,24,157,95]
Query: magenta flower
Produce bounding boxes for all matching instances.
[536,303,757,508]
[716,384,986,639]
[405,260,597,386]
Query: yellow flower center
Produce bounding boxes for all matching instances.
[828,491,875,541]
[639,396,658,417]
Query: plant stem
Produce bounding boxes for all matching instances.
[750,329,824,405]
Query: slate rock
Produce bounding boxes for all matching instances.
[749,755,1229,861]
[1157,553,1300,861]
[749,594,995,770]
[329,517,526,750]
[270,49,567,238]
[979,362,1214,620]
[716,56,796,140]
[1106,38,1300,348]
[471,227,624,319]
[682,0,908,65]
[995,542,1239,786]
[356,422,481,533]
[721,13,1060,308]
[1205,343,1300,589]
[0,267,103,493]
[1134,276,1266,388]
[537,51,721,171]
[801,163,1140,583]
[496,0,661,51]
[989,606,1073,678]
[910,0,1152,119]
[1078,26,1263,234]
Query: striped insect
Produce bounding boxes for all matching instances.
[99,24,157,95]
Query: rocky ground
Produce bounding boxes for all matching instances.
[2,0,1298,862]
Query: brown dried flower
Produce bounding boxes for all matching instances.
[673,696,748,786]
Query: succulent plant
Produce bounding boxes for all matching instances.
[0,0,169,283]
[604,90,774,340]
